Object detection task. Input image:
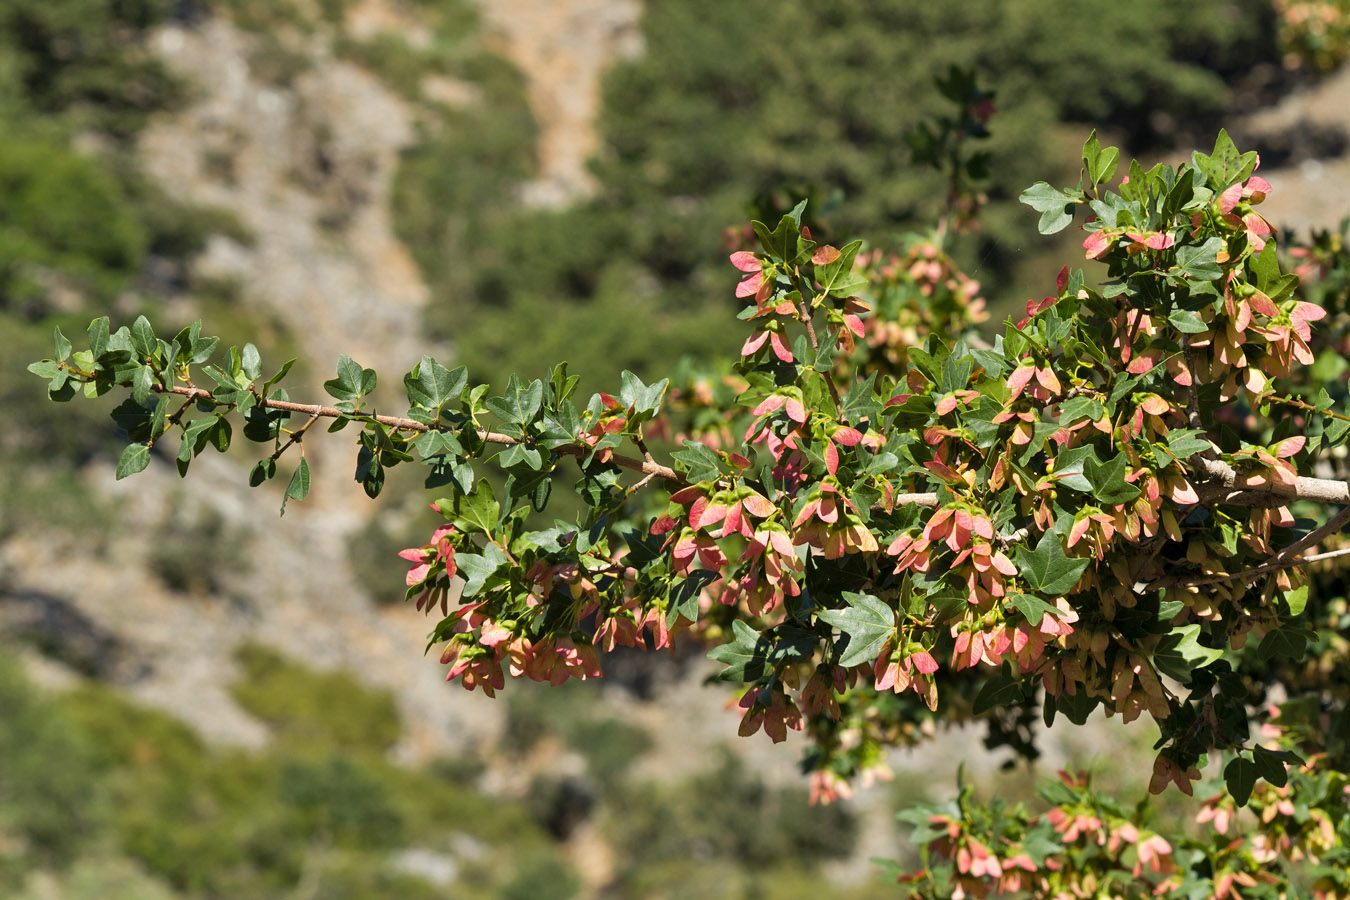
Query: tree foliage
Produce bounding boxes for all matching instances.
[30,71,1350,896]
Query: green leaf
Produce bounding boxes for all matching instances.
[486,375,545,427]
[115,443,151,479]
[53,327,73,362]
[818,592,895,668]
[130,316,157,357]
[241,343,262,381]
[1013,530,1089,596]
[1085,452,1141,503]
[1019,182,1079,234]
[1165,429,1212,461]
[1224,754,1258,807]
[815,239,865,296]
[753,212,799,262]
[281,458,310,515]
[1173,237,1225,282]
[405,356,468,414]
[1254,626,1310,663]
[1154,623,1224,682]
[250,458,277,486]
[456,548,505,599]
[88,317,110,358]
[1167,309,1209,333]
[1082,130,1119,185]
[1058,396,1104,427]
[1192,129,1259,189]
[619,370,669,417]
[324,355,375,401]
[1284,584,1308,617]
[707,619,771,683]
[1010,593,1059,627]
[1253,745,1288,788]
[498,442,544,471]
[448,481,500,534]
[672,441,721,484]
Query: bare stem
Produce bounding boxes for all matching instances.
[795,296,844,410]
[162,384,685,483]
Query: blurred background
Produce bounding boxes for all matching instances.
[3,1,1350,897]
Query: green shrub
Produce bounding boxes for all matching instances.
[0,652,104,874]
[229,643,403,753]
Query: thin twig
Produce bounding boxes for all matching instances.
[162,384,684,482]
[1266,394,1350,424]
[795,296,844,410]
[270,410,322,462]
[1148,545,1350,591]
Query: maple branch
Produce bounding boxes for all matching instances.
[1150,545,1350,592]
[162,385,683,482]
[795,295,844,410]
[1192,455,1350,506]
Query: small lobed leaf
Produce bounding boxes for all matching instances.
[818,592,895,668]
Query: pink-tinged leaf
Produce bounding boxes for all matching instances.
[1141,232,1175,250]
[1026,296,1055,318]
[1056,264,1069,294]
[480,622,513,647]
[1126,356,1155,374]
[884,393,912,407]
[1243,212,1273,237]
[721,501,743,537]
[769,331,795,363]
[757,278,774,306]
[934,394,958,416]
[752,394,786,417]
[911,649,938,674]
[817,496,839,524]
[742,493,775,518]
[1291,301,1326,323]
[1245,175,1272,202]
[700,502,729,528]
[670,486,704,504]
[812,245,841,265]
[1139,394,1169,416]
[688,495,709,528]
[793,499,820,529]
[824,440,839,475]
[650,514,678,535]
[843,313,865,337]
[1234,299,1251,333]
[1274,436,1306,458]
[406,563,431,586]
[1083,230,1112,259]
[1068,517,1091,547]
[784,396,807,424]
[1034,367,1062,394]
[398,547,426,562]
[735,271,764,298]
[1248,290,1278,317]
[730,250,761,272]
[1170,479,1199,504]
[770,530,796,558]
[741,330,770,357]
[1006,364,1036,396]
[1218,182,1243,214]
[833,427,863,447]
